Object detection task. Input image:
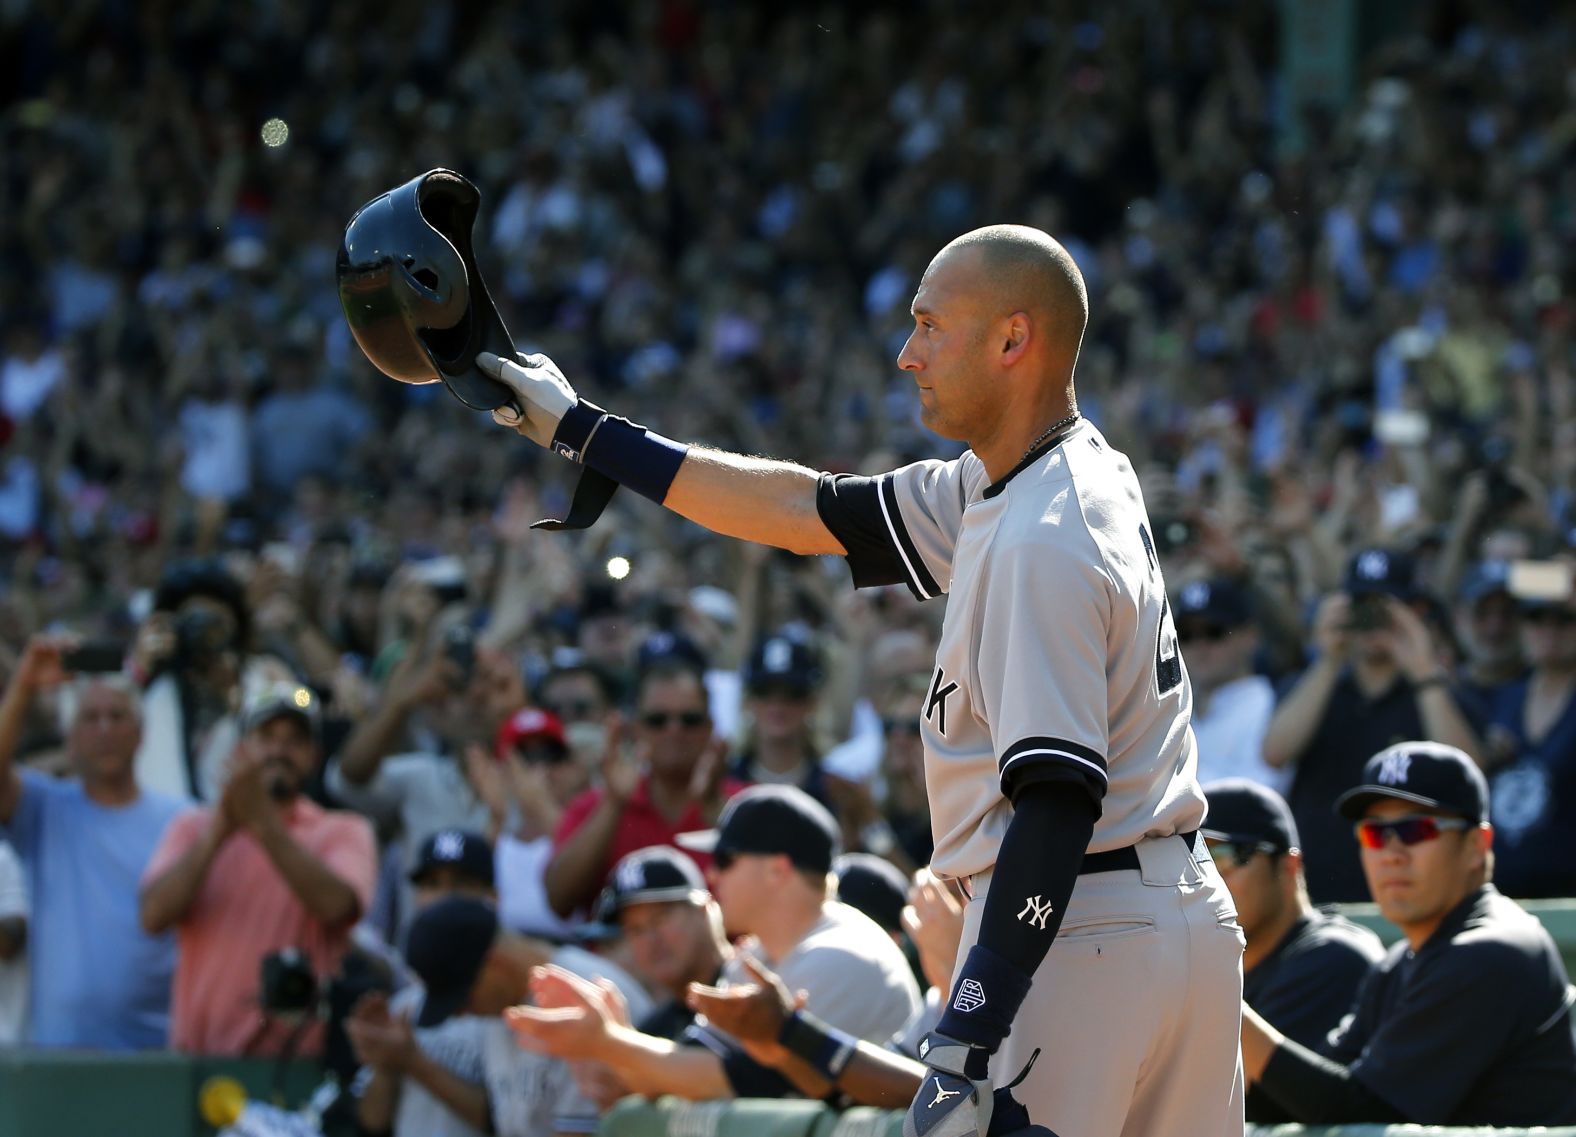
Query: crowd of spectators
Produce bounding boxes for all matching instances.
[2,0,1576,1131]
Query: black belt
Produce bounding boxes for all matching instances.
[1080,830,1200,875]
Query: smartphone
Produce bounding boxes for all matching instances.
[61,640,128,673]
[1507,560,1574,605]
[443,624,477,686]
[1373,408,1430,446]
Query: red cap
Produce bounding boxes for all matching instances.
[495,707,567,759]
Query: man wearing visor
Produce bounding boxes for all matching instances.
[1239,741,1576,1126]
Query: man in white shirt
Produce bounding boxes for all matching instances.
[1176,577,1285,793]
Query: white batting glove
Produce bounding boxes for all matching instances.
[476,351,578,448]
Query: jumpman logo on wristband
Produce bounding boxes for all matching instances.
[1018,895,1054,929]
[929,1079,963,1107]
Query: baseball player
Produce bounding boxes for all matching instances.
[478,225,1242,1136]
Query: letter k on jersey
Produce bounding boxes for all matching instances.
[925,668,959,735]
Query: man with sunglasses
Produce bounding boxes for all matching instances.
[544,661,745,918]
[1201,780,1382,1123]
[1241,741,1576,1126]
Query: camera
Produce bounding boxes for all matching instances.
[443,623,477,687]
[1346,593,1392,632]
[260,948,319,1019]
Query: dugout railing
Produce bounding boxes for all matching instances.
[0,900,1572,1137]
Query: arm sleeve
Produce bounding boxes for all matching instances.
[974,530,1112,808]
[1257,1038,1407,1124]
[815,458,973,600]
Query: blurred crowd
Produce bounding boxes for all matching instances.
[2,0,1576,1132]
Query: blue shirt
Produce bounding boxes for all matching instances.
[1487,678,1576,898]
[3,770,185,1048]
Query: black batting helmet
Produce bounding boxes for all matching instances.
[336,169,516,411]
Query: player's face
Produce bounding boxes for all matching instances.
[897,248,1001,444]
[1207,840,1274,938]
[1357,799,1487,938]
[620,900,712,993]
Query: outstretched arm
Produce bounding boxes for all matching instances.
[480,352,845,556]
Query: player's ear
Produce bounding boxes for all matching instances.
[1000,312,1031,365]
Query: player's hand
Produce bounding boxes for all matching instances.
[904,1034,1056,1137]
[505,964,615,1061]
[904,869,966,992]
[477,351,578,448]
[685,950,805,1066]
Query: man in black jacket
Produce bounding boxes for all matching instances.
[1241,741,1576,1125]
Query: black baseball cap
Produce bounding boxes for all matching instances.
[409,829,495,888]
[1201,779,1300,851]
[676,784,840,874]
[1335,741,1489,824]
[744,634,823,697]
[1344,547,1417,599]
[593,845,709,924]
[637,630,710,675]
[833,853,910,934]
[1174,578,1252,629]
[405,895,498,1027]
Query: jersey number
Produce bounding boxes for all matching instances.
[1138,523,1183,696]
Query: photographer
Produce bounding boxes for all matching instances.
[132,558,297,803]
[1264,548,1485,902]
[139,682,376,1057]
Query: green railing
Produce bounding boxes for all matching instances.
[598,1099,1576,1137]
[2,902,1573,1137]
[0,1051,326,1137]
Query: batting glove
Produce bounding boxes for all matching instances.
[477,351,578,448]
[904,1034,1056,1137]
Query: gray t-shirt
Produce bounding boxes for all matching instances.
[721,901,921,1044]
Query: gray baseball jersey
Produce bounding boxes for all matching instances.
[819,421,1205,879]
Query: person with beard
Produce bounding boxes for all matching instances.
[140,682,377,1056]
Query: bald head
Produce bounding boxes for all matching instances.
[936,225,1089,366]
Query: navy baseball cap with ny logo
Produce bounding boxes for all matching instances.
[1335,741,1489,823]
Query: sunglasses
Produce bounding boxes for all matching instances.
[640,710,709,729]
[544,698,600,720]
[1205,839,1279,869]
[1522,608,1576,628]
[1178,624,1231,644]
[1355,814,1473,850]
[882,717,923,737]
[711,848,739,872]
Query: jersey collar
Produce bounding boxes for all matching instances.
[981,420,1085,500]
